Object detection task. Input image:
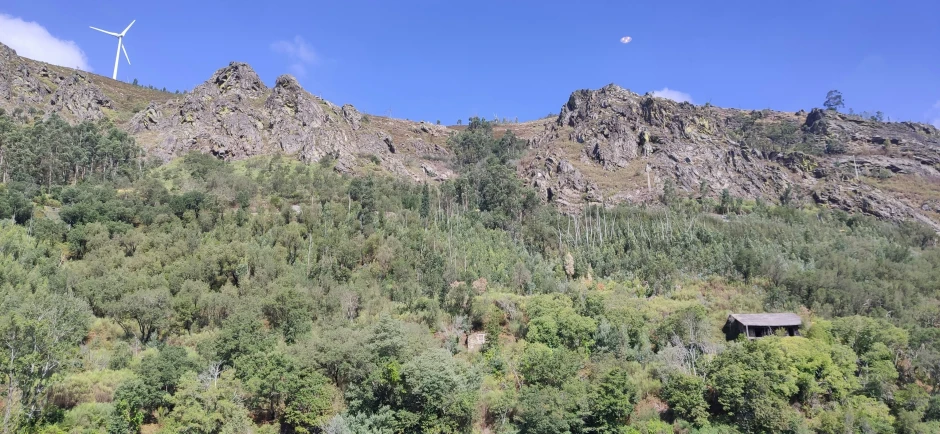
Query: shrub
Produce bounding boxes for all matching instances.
[825,140,847,154]
[50,370,135,409]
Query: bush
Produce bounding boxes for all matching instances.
[519,343,582,387]
[824,140,847,154]
[62,402,115,433]
[108,342,134,370]
[661,373,708,427]
[50,370,135,409]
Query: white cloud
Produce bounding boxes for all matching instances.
[652,87,693,103]
[271,36,318,77]
[0,14,91,71]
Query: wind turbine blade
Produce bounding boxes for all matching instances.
[121,42,131,65]
[121,20,136,36]
[90,26,120,37]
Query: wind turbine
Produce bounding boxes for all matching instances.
[89,20,135,80]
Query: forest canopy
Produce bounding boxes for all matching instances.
[1,112,939,433]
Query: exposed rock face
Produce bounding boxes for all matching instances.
[0,42,450,182]
[519,84,940,229]
[47,72,113,120]
[129,63,447,178]
[2,41,939,230]
[341,104,362,130]
[524,156,601,210]
[0,43,112,121]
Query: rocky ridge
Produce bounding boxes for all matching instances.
[519,84,940,229]
[2,42,939,229]
[0,43,114,121]
[0,42,455,181]
[129,62,451,178]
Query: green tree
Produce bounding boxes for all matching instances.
[296,327,372,391]
[109,379,155,434]
[586,368,636,432]
[213,310,274,367]
[367,315,409,361]
[814,395,895,434]
[261,287,312,344]
[399,349,478,433]
[110,288,173,343]
[515,383,587,434]
[235,350,338,430]
[524,294,597,350]
[0,292,92,430]
[114,345,201,420]
[718,188,734,215]
[660,178,676,206]
[708,339,799,432]
[824,90,845,111]
[420,183,431,220]
[662,373,709,427]
[519,343,582,387]
[160,370,254,434]
[0,184,33,224]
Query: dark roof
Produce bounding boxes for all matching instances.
[728,313,802,327]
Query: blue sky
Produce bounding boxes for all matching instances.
[2,0,939,126]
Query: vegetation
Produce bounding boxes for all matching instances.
[1,112,940,433]
[824,90,845,112]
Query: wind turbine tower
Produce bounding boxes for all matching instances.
[89,20,135,80]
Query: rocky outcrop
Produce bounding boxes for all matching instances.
[0,43,112,121]
[129,62,448,179]
[519,84,940,230]
[525,156,601,210]
[525,85,794,203]
[341,104,362,130]
[3,41,939,229]
[0,42,452,182]
[47,72,112,120]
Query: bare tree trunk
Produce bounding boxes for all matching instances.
[3,373,17,434]
[305,235,313,276]
[853,155,859,180]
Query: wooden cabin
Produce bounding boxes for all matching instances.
[724,313,802,340]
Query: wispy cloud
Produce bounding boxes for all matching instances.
[271,36,318,77]
[0,14,91,71]
[652,87,693,103]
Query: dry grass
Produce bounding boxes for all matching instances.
[366,116,451,154]
[540,131,647,197]
[577,158,649,197]
[865,173,940,221]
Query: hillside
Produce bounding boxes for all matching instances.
[0,42,175,123]
[0,42,455,184]
[3,41,939,231]
[3,47,940,432]
[519,85,940,230]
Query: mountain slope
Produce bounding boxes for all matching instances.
[127,62,458,180]
[0,42,175,123]
[2,42,939,229]
[0,42,455,183]
[513,85,940,230]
